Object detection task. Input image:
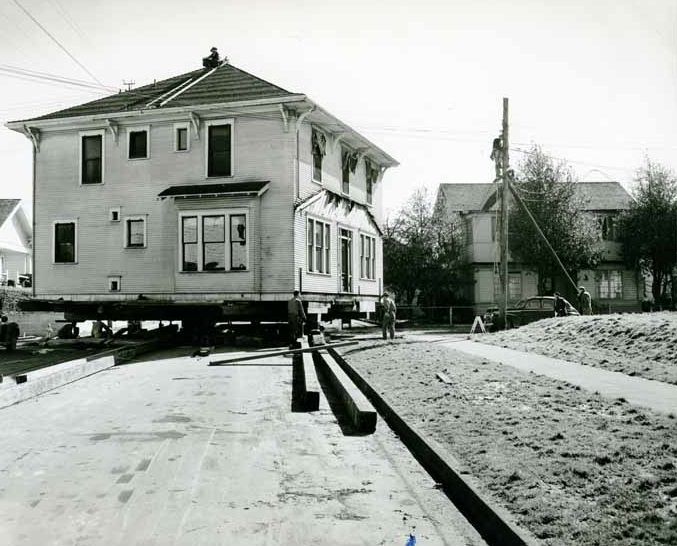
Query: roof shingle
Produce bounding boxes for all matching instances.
[438,181,632,212]
[18,63,295,123]
[0,199,20,227]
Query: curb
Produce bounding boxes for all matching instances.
[328,347,540,546]
[0,355,116,410]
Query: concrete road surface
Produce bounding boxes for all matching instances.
[0,348,483,546]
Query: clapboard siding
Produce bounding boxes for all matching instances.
[296,193,382,297]
[33,112,297,297]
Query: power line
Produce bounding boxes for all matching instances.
[47,0,91,46]
[510,146,635,174]
[0,64,116,92]
[10,0,103,86]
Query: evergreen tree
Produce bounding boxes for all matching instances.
[620,158,677,304]
[508,146,602,299]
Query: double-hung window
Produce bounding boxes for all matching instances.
[124,216,146,248]
[206,119,233,177]
[307,218,330,274]
[174,123,189,152]
[80,131,103,184]
[360,234,376,280]
[180,210,248,272]
[54,221,77,263]
[311,129,326,182]
[596,270,622,299]
[128,126,149,159]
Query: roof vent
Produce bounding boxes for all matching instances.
[202,47,227,68]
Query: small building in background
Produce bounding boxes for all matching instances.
[435,181,643,314]
[0,199,32,287]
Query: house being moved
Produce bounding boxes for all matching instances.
[5,52,397,330]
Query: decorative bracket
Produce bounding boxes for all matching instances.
[295,107,315,132]
[332,132,348,153]
[279,104,290,133]
[354,147,369,163]
[23,125,40,152]
[190,112,201,140]
[105,119,119,144]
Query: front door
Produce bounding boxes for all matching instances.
[339,228,352,292]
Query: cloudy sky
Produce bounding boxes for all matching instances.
[1,0,675,217]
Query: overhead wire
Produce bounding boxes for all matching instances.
[10,0,104,86]
[47,0,91,46]
[0,64,116,92]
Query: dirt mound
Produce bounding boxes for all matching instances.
[484,312,677,384]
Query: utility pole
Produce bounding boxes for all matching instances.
[500,98,510,329]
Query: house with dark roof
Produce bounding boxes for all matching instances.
[436,181,643,313]
[0,199,32,287]
[5,53,397,326]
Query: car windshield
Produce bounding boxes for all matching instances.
[512,299,526,309]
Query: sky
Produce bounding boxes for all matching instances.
[1,0,676,218]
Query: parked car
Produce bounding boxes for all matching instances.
[483,296,579,332]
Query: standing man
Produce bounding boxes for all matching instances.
[381,292,397,340]
[287,290,306,348]
[554,292,567,317]
[578,286,592,315]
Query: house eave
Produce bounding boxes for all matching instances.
[4,95,310,132]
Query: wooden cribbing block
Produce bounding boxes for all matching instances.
[315,349,377,434]
[291,340,321,412]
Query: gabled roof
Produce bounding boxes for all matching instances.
[0,199,20,227]
[17,64,294,122]
[437,183,495,212]
[574,181,633,210]
[438,181,632,213]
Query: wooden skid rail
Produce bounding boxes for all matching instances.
[208,341,357,366]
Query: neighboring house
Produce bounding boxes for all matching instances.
[435,181,643,314]
[5,54,397,325]
[0,199,32,287]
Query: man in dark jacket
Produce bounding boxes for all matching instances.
[287,290,306,348]
[554,292,567,317]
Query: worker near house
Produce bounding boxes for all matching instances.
[578,286,593,315]
[554,292,567,317]
[287,290,306,348]
[381,292,397,340]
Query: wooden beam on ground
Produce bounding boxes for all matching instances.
[208,341,358,366]
[436,372,453,385]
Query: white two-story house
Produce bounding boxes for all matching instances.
[435,181,643,314]
[6,54,397,327]
[0,199,32,287]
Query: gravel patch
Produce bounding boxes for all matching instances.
[340,338,677,545]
